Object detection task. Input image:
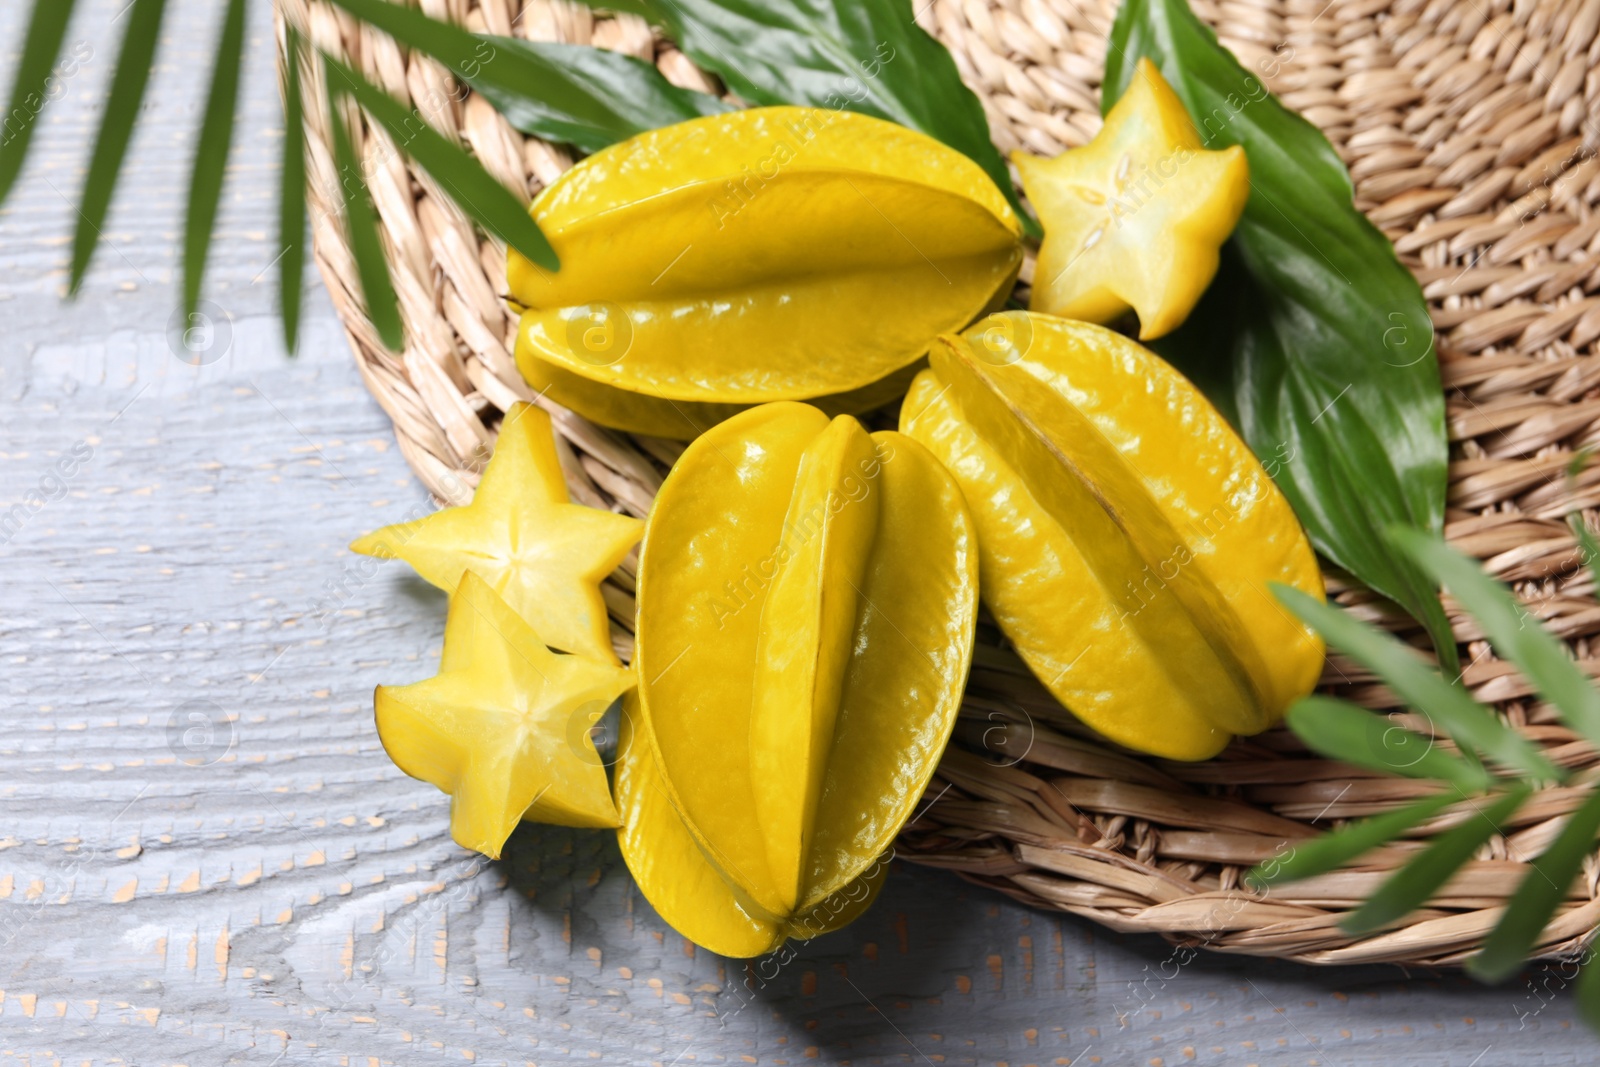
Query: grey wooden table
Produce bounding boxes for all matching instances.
[0,2,1589,1064]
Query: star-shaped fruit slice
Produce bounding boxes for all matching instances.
[1014,57,1249,340]
[351,402,641,665]
[375,571,637,858]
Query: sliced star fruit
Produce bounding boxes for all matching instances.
[375,572,637,858]
[351,402,641,665]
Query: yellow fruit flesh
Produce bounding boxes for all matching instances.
[374,573,636,858]
[350,403,641,665]
[1015,59,1249,340]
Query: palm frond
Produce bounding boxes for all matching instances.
[1473,788,1600,982]
[1276,583,1557,781]
[324,66,403,352]
[1265,530,1600,997]
[279,23,307,353]
[0,0,579,356]
[1247,790,1456,889]
[1282,696,1488,789]
[185,0,248,321]
[327,0,722,155]
[321,54,558,272]
[0,0,80,203]
[1395,527,1600,753]
[1343,785,1528,937]
[71,0,167,294]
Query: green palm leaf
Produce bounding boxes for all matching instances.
[1274,529,1600,1016]
[325,74,403,351]
[1342,786,1529,937]
[1394,528,1600,754]
[279,24,307,353]
[1284,696,1488,790]
[184,0,248,320]
[467,38,732,152]
[70,0,167,293]
[1246,790,1457,890]
[0,0,80,204]
[1472,786,1600,983]
[326,0,727,155]
[1276,583,1557,782]
[321,55,558,272]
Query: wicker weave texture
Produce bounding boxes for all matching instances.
[277,0,1600,967]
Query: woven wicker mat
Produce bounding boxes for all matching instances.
[278,0,1600,967]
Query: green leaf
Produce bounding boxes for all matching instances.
[325,75,403,351]
[280,24,307,354]
[1107,0,1453,670]
[0,0,80,205]
[1245,790,1457,890]
[325,0,730,155]
[184,0,248,319]
[1572,512,1600,589]
[1393,528,1600,758]
[71,0,167,295]
[588,0,1039,236]
[1578,955,1600,1029]
[1343,785,1529,937]
[1285,697,1489,791]
[1275,585,1557,782]
[1471,785,1600,983]
[321,55,557,273]
[468,38,731,153]
[1567,451,1600,589]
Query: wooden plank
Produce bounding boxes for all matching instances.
[0,0,1593,1063]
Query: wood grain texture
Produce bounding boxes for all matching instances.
[0,0,1593,1063]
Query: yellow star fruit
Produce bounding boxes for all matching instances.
[1015,58,1249,340]
[374,572,637,858]
[351,402,641,665]
[901,312,1324,760]
[508,106,1022,404]
[616,403,979,956]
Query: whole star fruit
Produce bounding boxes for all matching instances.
[374,571,637,859]
[508,106,1023,403]
[350,402,641,665]
[900,311,1324,760]
[618,402,979,955]
[1015,58,1249,340]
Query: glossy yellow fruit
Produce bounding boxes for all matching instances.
[351,403,642,665]
[619,402,978,955]
[508,106,1023,403]
[1015,58,1249,340]
[374,572,637,859]
[515,317,923,438]
[900,312,1324,760]
[613,692,889,957]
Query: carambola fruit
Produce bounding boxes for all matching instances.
[617,402,979,954]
